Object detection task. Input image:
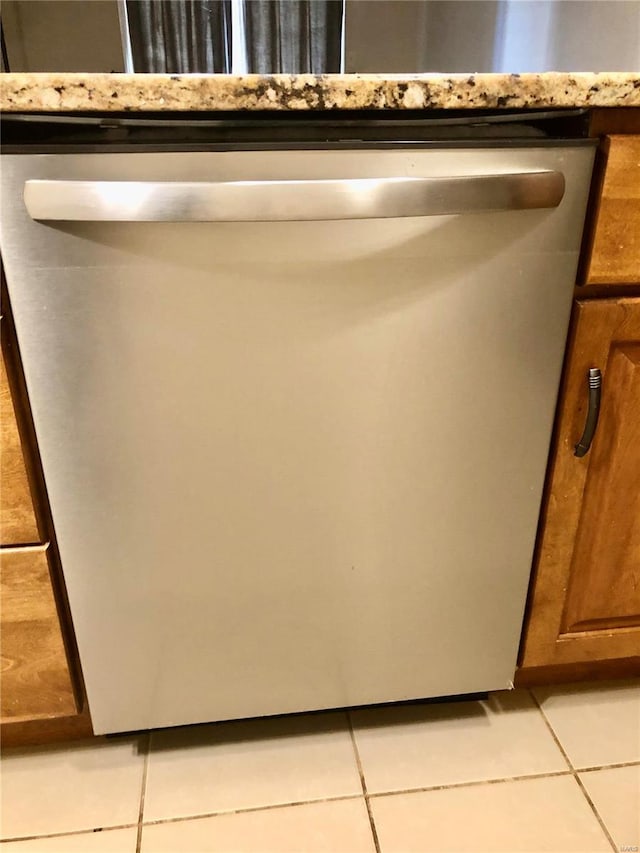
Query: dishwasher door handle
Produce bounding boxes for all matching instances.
[23,171,565,223]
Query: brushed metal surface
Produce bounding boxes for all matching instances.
[0,146,595,734]
[23,171,565,222]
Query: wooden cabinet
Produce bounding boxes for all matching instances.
[0,316,89,741]
[1,547,77,720]
[583,135,640,285]
[519,298,640,676]
[1,338,40,546]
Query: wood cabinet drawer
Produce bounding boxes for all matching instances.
[1,546,78,721]
[1,335,40,546]
[584,135,640,285]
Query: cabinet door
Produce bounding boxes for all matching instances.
[1,547,77,721]
[1,312,82,732]
[1,333,40,545]
[520,298,640,671]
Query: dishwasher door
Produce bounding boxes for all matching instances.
[0,146,594,734]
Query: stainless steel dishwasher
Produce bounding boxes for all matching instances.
[0,111,595,734]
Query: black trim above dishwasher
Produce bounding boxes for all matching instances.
[1,108,592,153]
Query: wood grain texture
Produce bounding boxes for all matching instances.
[1,285,92,743]
[0,703,93,748]
[1,547,77,722]
[515,657,640,687]
[584,135,640,285]
[589,109,640,137]
[520,298,640,671]
[1,334,40,546]
[564,342,640,632]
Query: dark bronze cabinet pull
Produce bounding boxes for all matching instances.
[574,368,602,458]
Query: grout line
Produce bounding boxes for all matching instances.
[135,732,151,853]
[140,794,364,828]
[574,758,640,773]
[572,774,619,853]
[528,689,618,853]
[347,711,382,853]
[3,796,366,843]
[366,769,573,799]
[1,824,138,844]
[524,688,573,774]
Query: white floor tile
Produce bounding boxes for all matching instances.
[0,738,145,840]
[580,764,640,850]
[144,711,361,821]
[0,827,138,852]
[533,679,640,768]
[140,798,375,853]
[351,690,567,793]
[370,775,611,853]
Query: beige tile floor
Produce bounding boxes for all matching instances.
[1,680,638,853]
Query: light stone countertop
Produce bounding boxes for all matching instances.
[1,72,639,112]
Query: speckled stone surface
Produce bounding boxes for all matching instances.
[1,72,639,112]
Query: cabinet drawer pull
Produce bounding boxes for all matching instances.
[574,368,602,457]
